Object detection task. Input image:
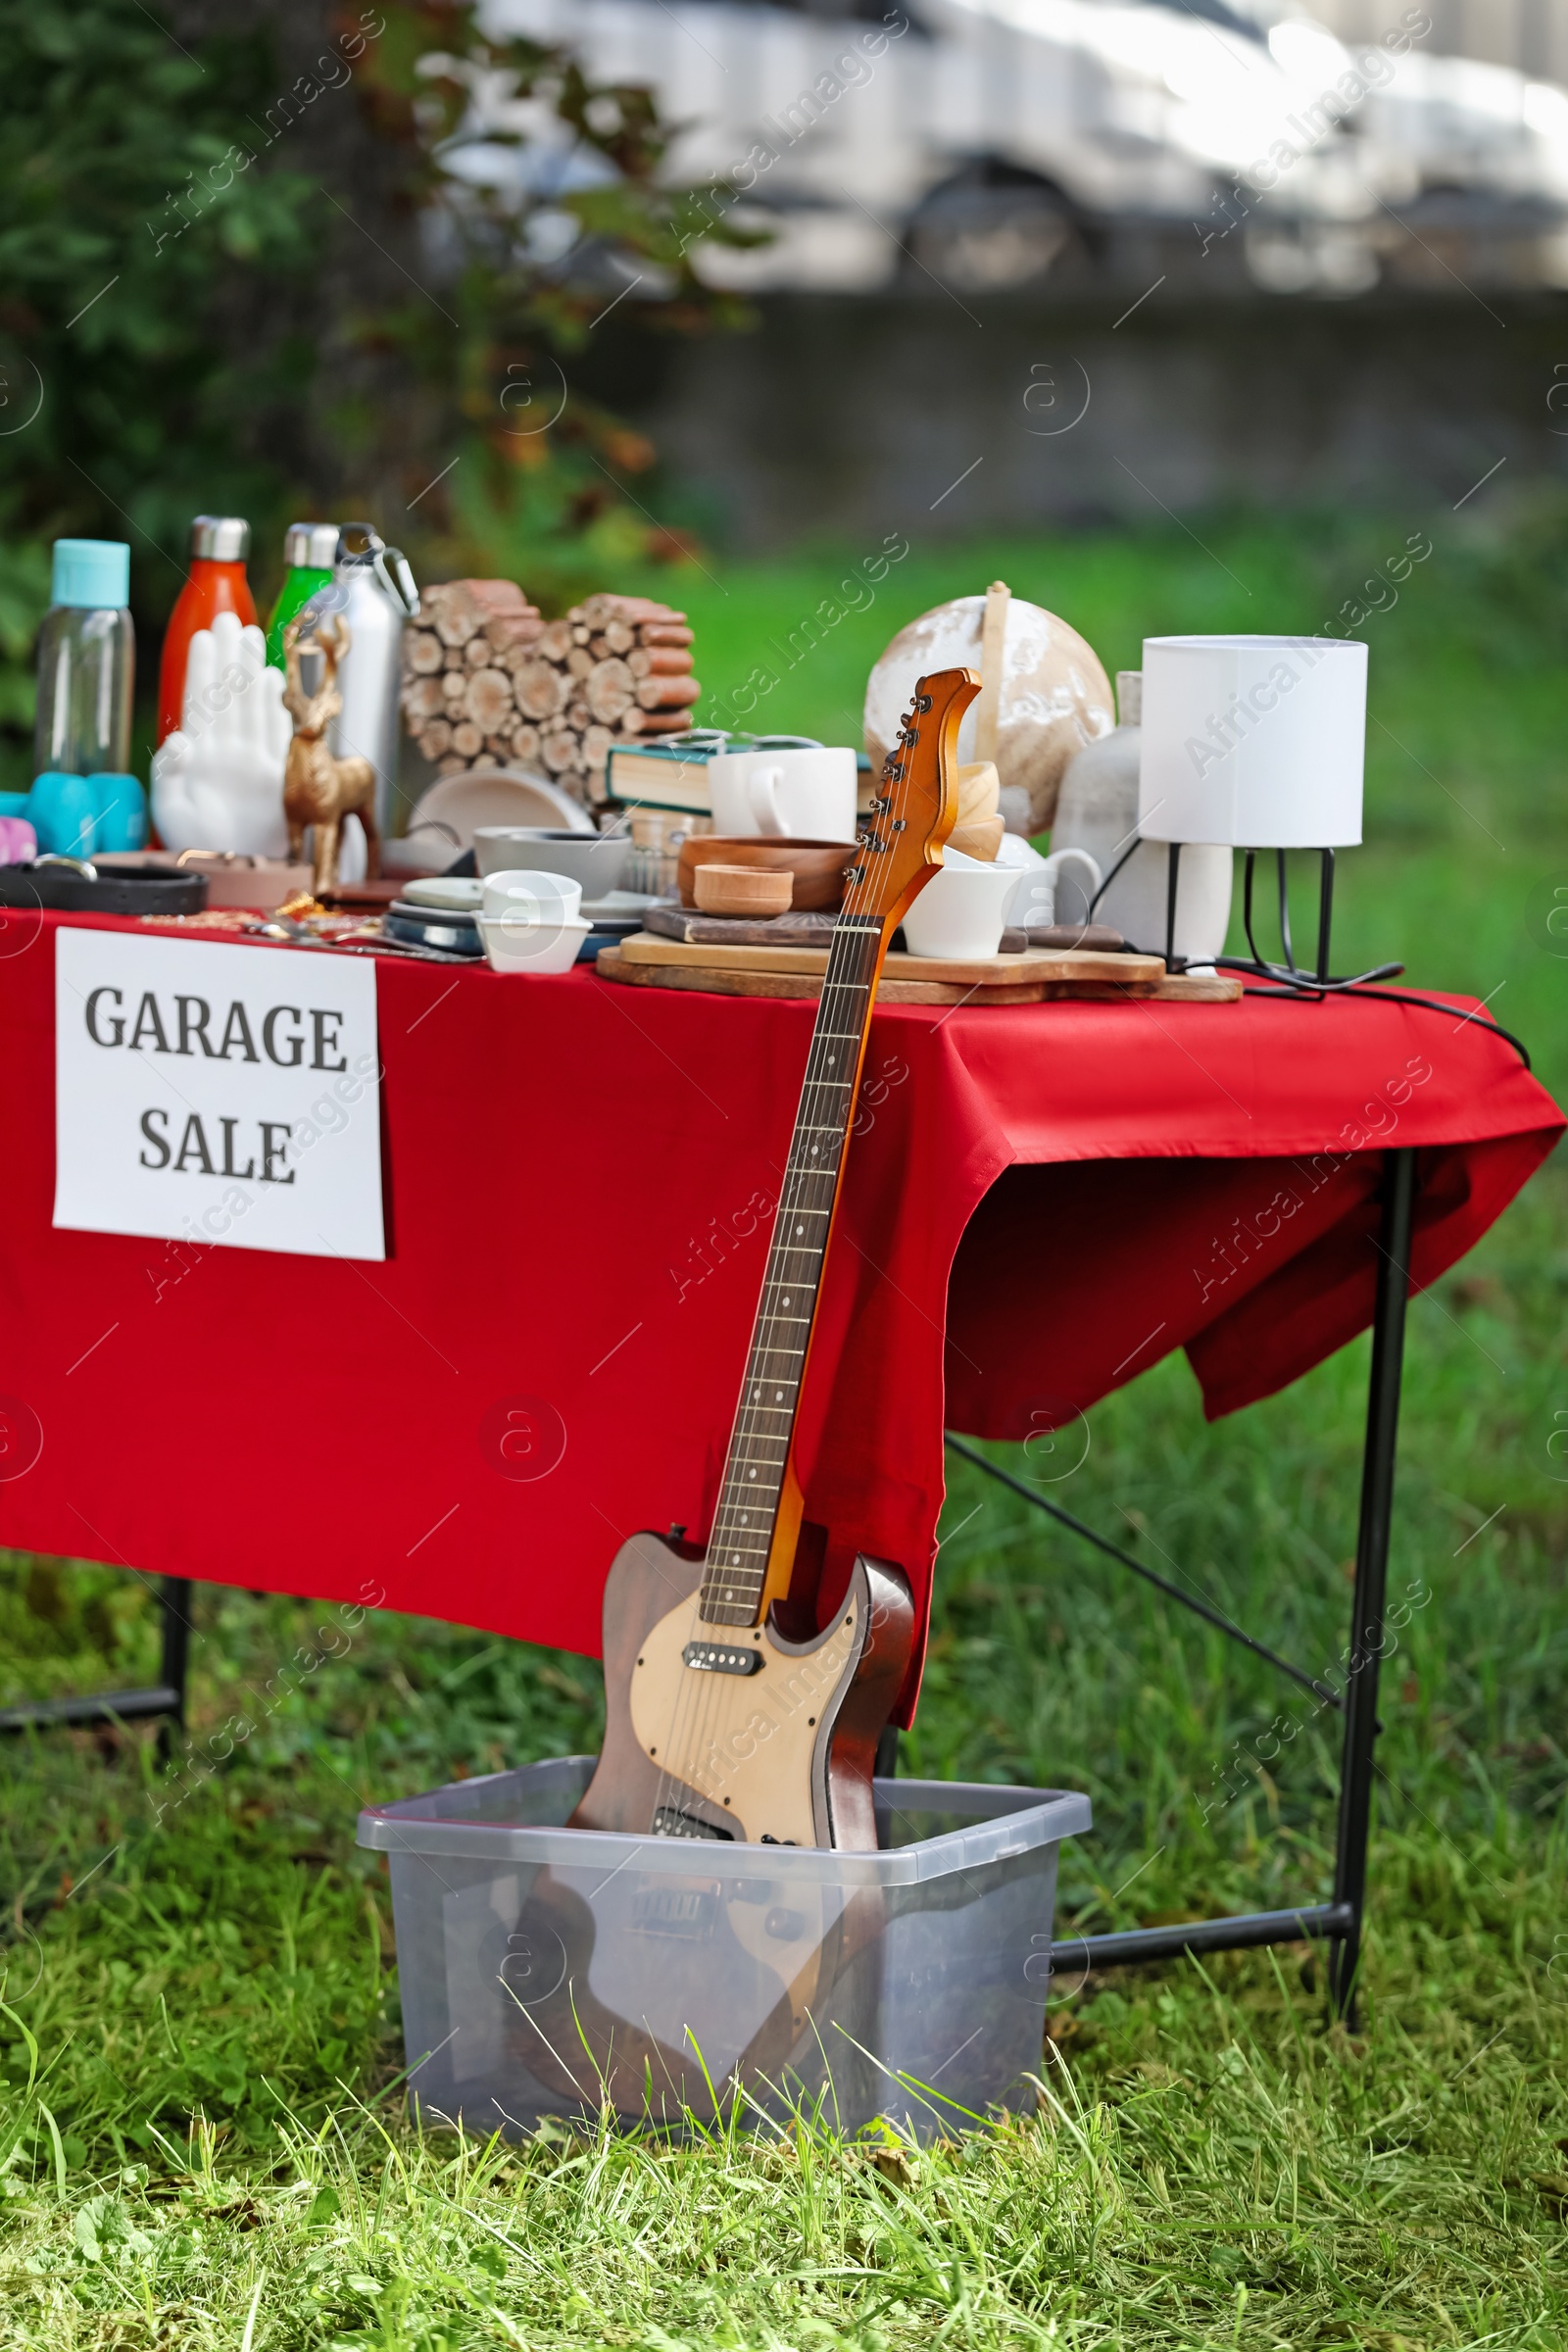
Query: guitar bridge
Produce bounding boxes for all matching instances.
[682,1640,761,1677]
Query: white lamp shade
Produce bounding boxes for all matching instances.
[1138,635,1366,848]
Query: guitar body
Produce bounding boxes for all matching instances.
[505,1544,910,2123]
[572,1534,915,1850]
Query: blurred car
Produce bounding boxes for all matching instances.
[480,0,1568,291]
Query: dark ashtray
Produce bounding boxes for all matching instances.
[0,859,209,916]
[383,904,484,956]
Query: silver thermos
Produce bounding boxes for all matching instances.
[325,522,419,838]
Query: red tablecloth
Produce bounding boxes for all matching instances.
[0,915,1559,1721]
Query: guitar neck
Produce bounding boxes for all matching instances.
[697,910,888,1627]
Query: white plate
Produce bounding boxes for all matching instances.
[580,890,658,919]
[402,875,484,911]
[407,769,595,853]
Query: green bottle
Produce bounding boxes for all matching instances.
[266,522,339,668]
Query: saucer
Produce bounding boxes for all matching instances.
[384,905,484,956]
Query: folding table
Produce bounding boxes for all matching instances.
[1,911,1558,2019]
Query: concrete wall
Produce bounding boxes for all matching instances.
[623,295,1568,551]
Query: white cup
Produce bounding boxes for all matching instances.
[902,854,1024,960]
[481,868,583,925]
[708,747,858,842]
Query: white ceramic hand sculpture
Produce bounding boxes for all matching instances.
[150,612,292,857]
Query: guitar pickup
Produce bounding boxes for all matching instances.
[682,1641,761,1677]
[652,1806,734,1841]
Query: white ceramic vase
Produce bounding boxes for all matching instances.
[1051,671,1234,964]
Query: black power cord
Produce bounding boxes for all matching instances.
[1083,841,1534,1070]
[1231,977,1534,1070]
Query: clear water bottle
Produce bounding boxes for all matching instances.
[33,539,135,778]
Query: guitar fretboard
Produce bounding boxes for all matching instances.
[697,912,885,1627]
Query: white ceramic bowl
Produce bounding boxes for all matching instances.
[481,868,583,924]
[474,827,631,895]
[480,913,592,975]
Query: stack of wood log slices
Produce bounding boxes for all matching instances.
[400,582,702,809]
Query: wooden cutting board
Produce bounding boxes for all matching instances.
[595,940,1239,1006]
[1150,970,1243,1003]
[615,931,1166,988]
[598,950,1047,1004]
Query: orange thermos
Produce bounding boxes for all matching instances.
[156,514,258,745]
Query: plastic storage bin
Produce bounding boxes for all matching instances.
[358,1756,1090,2139]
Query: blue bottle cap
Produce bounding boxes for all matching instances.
[51,539,131,611]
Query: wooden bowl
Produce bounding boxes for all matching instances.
[956,760,1001,826]
[948,816,1005,861]
[693,862,795,916]
[676,835,848,911]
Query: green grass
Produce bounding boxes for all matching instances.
[0,506,1564,2347]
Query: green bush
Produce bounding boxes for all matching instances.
[0,0,750,782]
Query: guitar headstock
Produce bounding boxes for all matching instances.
[842,666,981,935]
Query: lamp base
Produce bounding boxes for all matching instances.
[1160,845,1403,993]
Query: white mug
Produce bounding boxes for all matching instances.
[709,747,858,843]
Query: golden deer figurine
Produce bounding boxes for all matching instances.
[281,612,379,894]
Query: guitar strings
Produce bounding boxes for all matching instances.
[648,694,937,1837]
[662,704,935,1828]
[647,922,879,1838]
[648,688,941,1838]
[651,922,882,1838]
[697,696,938,1626]
[645,911,878,1833]
[650,805,895,1829]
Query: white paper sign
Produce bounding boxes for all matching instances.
[54,928,385,1260]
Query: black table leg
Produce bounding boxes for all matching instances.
[951,1145,1419,1993]
[0,1571,195,1738]
[156,1576,193,1760]
[1329,1147,1416,2022]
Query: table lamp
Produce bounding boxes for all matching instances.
[1137,634,1399,988]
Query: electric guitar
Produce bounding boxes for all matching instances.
[571,664,981,1852]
